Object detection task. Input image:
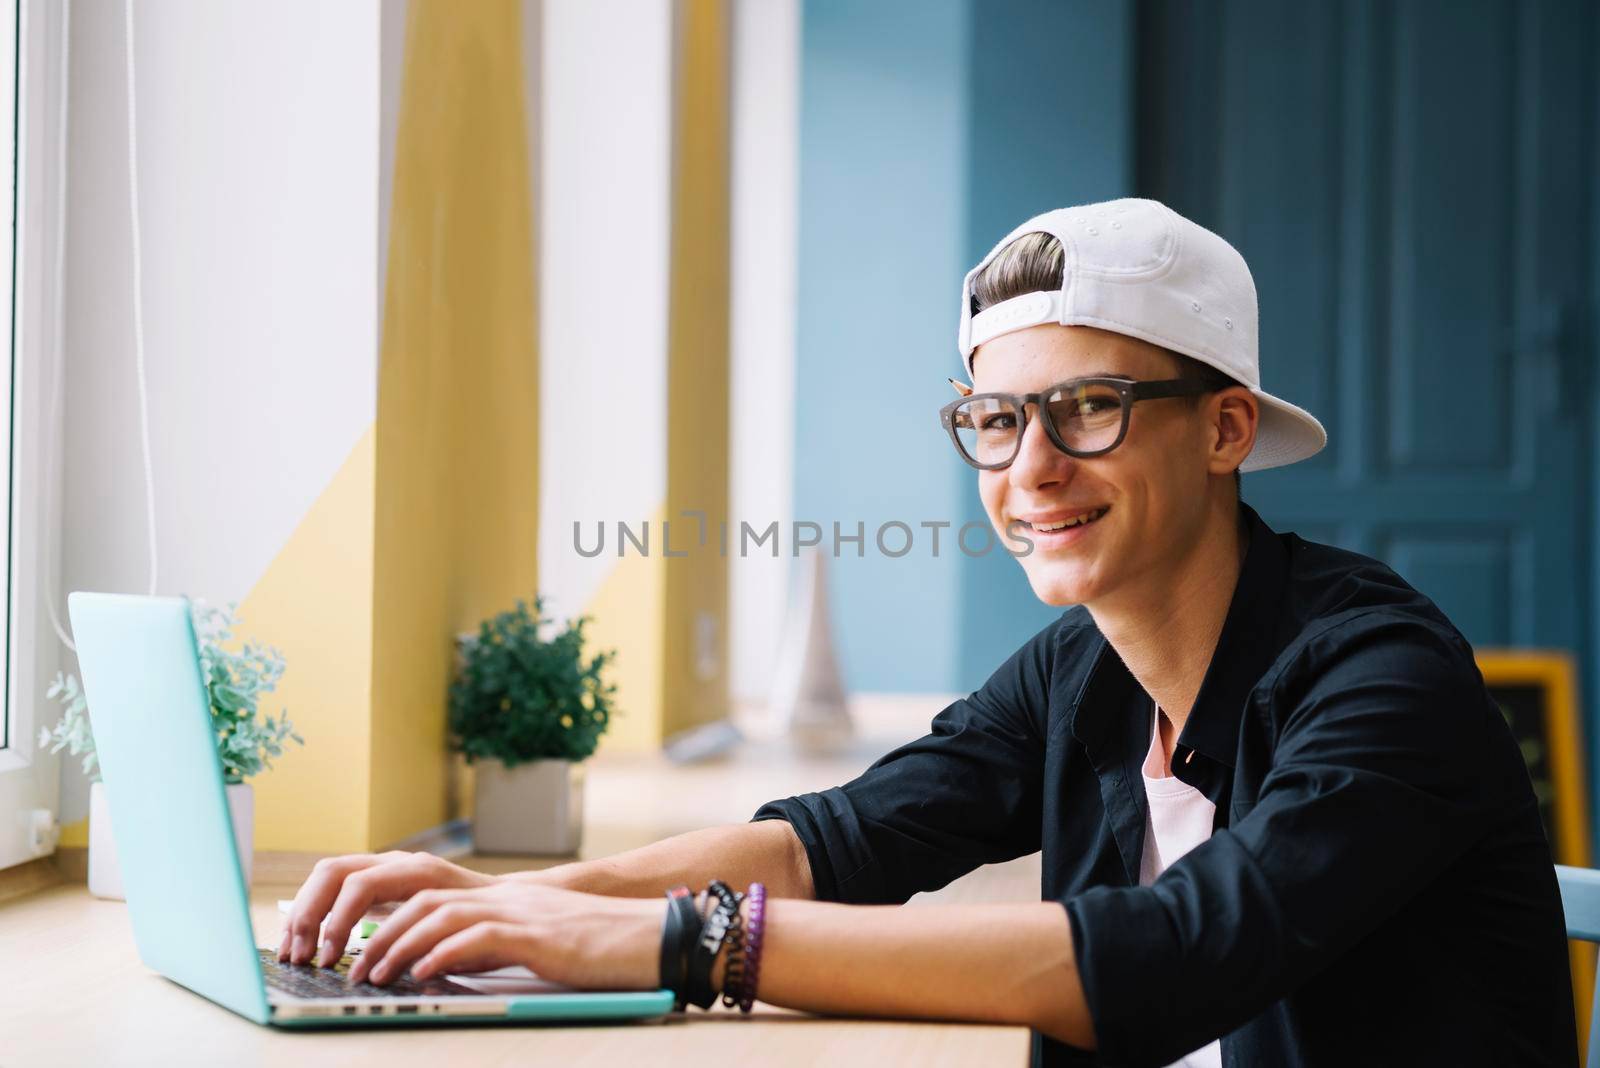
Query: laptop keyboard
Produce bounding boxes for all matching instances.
[258,949,473,1000]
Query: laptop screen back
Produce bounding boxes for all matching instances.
[67,592,270,1024]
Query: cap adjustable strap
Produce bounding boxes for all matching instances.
[968,289,1064,352]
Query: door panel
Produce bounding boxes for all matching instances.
[1138,0,1596,780]
[1386,2,1518,475]
[1215,0,1343,480]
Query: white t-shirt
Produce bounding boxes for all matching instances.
[1139,701,1223,1068]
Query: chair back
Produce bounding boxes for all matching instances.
[1556,865,1600,1064]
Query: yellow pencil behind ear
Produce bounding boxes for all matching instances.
[947,377,973,397]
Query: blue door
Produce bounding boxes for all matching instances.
[1140,0,1596,752]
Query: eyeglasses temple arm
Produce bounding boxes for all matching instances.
[1130,379,1214,401]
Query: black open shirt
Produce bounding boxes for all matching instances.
[754,503,1575,1066]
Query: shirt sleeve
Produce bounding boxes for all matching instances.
[751,616,1061,905]
[1063,616,1514,1066]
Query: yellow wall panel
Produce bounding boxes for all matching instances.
[370,0,541,848]
[663,0,733,740]
[588,504,669,753]
[240,427,378,853]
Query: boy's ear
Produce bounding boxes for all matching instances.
[1209,386,1259,475]
[947,377,974,397]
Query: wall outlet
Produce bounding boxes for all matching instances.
[22,808,57,857]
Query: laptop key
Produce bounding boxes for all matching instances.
[259,949,474,999]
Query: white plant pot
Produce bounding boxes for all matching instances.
[472,758,584,855]
[89,780,255,901]
[227,783,255,888]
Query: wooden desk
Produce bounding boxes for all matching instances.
[0,699,1036,1067]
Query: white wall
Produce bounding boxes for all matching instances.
[728,0,798,705]
[535,0,672,625]
[56,0,382,825]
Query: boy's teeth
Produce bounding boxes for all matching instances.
[1032,507,1107,532]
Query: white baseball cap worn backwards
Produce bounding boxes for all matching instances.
[956,197,1327,473]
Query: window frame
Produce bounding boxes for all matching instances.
[0,0,70,871]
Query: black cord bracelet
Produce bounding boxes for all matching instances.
[659,885,702,1011]
[686,881,743,1010]
[710,880,747,1009]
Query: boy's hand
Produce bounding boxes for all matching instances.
[347,881,664,990]
[278,851,500,967]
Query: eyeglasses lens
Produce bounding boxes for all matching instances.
[951,382,1127,466]
[1045,382,1126,453]
[951,396,1021,466]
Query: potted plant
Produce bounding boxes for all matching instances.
[450,597,616,855]
[39,600,302,898]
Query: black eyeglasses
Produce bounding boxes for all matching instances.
[938,376,1220,470]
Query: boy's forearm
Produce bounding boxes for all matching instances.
[754,899,1094,1048]
[509,819,816,900]
[505,824,1092,1045]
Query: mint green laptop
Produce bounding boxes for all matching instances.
[68,591,675,1027]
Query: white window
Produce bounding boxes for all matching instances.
[0,0,70,872]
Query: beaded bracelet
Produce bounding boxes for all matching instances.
[738,881,766,1013]
[718,886,747,1010]
[686,881,743,1010]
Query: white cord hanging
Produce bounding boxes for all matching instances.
[123,0,158,599]
[43,0,160,654]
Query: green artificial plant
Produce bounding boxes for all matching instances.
[38,600,303,784]
[38,672,95,780]
[191,600,303,783]
[449,597,617,766]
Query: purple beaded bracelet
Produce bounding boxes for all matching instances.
[738,882,766,1013]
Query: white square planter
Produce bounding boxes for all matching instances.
[89,780,254,900]
[471,758,584,855]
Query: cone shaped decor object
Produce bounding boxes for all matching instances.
[768,548,854,751]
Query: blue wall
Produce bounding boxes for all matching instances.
[957,0,1135,689]
[795,0,970,692]
[795,0,1135,692]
